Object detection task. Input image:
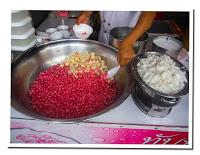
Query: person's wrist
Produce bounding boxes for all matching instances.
[122,36,137,47]
[121,39,134,48]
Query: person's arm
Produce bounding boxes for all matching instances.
[76,11,93,24]
[118,11,156,66]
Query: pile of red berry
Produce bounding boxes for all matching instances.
[29,65,117,119]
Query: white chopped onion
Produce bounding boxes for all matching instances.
[137,54,187,94]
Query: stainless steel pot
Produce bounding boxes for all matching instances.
[11,39,134,122]
[131,51,189,100]
[130,51,189,117]
[109,27,132,49]
[109,27,148,54]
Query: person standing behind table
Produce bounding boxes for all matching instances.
[77,11,156,66]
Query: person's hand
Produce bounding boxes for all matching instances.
[117,41,136,66]
[76,12,91,25]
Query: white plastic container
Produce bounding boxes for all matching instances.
[45,28,57,34]
[49,31,63,40]
[11,39,36,51]
[11,28,36,51]
[73,24,93,39]
[36,31,49,37]
[11,10,29,23]
[60,30,71,38]
[11,17,32,35]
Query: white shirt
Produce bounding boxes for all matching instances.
[98,11,141,44]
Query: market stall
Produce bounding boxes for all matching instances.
[11,11,190,145]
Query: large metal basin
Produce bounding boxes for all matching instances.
[11,39,134,122]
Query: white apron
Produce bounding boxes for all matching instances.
[98,11,141,44]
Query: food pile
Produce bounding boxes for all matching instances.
[137,53,187,94]
[29,52,117,119]
[60,52,108,75]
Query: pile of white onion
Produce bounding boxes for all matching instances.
[137,53,187,94]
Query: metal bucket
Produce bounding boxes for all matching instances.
[109,27,148,54]
[109,27,132,49]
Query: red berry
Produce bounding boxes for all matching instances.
[29,65,117,119]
